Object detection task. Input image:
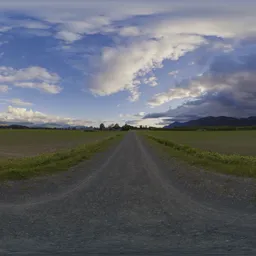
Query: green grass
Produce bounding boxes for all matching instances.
[0,133,123,181]
[144,132,256,178]
[144,130,256,156]
[0,129,119,158]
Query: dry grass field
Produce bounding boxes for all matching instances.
[145,130,256,156]
[0,130,119,158]
[144,130,256,177]
[0,130,122,180]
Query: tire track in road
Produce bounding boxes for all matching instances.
[0,136,126,210]
[135,132,256,224]
[134,132,256,242]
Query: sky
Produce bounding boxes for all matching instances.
[0,0,256,127]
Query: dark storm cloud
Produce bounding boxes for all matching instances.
[156,114,202,126]
[145,41,256,121]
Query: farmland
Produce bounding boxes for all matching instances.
[144,130,256,177]
[0,129,120,158]
[0,130,122,180]
[145,130,256,156]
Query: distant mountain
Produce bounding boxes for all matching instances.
[164,116,256,129]
[74,125,92,130]
[31,123,70,129]
[0,121,90,129]
[0,121,34,126]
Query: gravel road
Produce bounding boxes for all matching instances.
[0,131,256,255]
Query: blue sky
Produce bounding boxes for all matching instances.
[0,0,256,127]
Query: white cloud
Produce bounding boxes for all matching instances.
[55,31,82,43]
[77,2,256,102]
[148,86,206,107]
[5,105,46,121]
[134,112,145,117]
[2,1,256,43]
[0,85,9,93]
[63,17,110,34]
[0,21,49,39]
[14,98,32,106]
[145,53,256,119]
[119,113,130,118]
[90,35,204,100]
[15,82,61,94]
[54,17,111,43]
[119,26,140,37]
[119,111,146,119]
[3,1,169,36]
[143,75,158,87]
[126,117,162,127]
[0,106,94,126]
[19,21,49,29]
[0,26,11,32]
[168,70,179,77]
[1,0,256,114]
[0,66,59,83]
[128,86,141,102]
[212,42,234,52]
[0,98,33,106]
[0,66,62,94]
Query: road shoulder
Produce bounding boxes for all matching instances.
[141,135,256,214]
[0,138,123,205]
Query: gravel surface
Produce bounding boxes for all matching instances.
[0,131,256,255]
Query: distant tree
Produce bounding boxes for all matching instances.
[100,123,105,130]
[113,123,120,130]
[121,124,129,131]
[108,124,115,130]
[121,124,135,131]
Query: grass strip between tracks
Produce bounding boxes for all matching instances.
[0,134,123,181]
[146,135,256,178]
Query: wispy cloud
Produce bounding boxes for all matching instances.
[148,86,205,107]
[55,31,82,43]
[0,85,9,93]
[14,82,61,94]
[0,66,62,94]
[0,26,11,32]
[143,75,158,87]
[0,98,33,106]
[0,105,94,126]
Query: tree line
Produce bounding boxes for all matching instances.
[1,123,256,131]
[99,123,153,131]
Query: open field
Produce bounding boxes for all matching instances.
[0,130,120,158]
[0,131,122,180]
[1,132,256,254]
[144,131,256,177]
[145,130,256,156]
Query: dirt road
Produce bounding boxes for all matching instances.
[0,132,255,255]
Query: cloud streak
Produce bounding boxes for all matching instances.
[0,106,94,126]
[0,66,62,94]
[0,98,33,106]
[0,85,9,93]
